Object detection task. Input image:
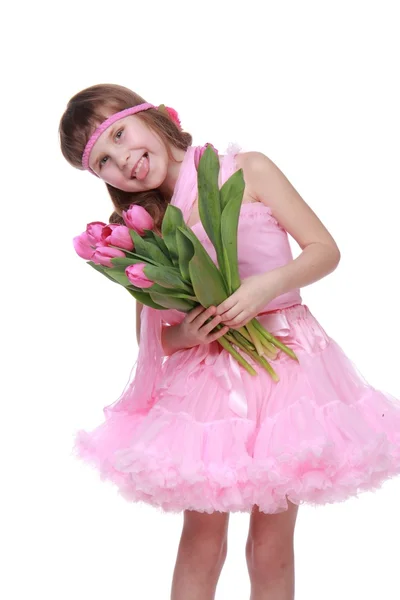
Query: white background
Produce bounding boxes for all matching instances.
[2,1,400,598]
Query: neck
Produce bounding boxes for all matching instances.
[159,146,188,199]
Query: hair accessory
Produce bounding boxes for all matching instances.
[82,103,156,173]
[82,102,182,175]
[158,104,182,129]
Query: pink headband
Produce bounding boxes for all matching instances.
[81,103,156,174]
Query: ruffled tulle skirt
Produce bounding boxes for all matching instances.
[72,304,400,514]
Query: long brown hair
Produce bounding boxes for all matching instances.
[59,84,193,232]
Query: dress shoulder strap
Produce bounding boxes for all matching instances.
[218,143,241,187]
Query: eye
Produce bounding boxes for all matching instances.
[99,156,108,168]
[115,129,123,140]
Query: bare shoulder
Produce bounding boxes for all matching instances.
[234,151,340,254]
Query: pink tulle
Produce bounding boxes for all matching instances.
[73,304,400,514]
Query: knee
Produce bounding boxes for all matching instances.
[246,532,294,575]
[182,511,228,566]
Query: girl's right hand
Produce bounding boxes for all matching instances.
[177,305,230,350]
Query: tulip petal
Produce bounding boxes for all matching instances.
[126,263,154,288]
[73,231,95,260]
[122,205,154,235]
[86,221,107,245]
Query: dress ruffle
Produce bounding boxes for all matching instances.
[72,304,400,514]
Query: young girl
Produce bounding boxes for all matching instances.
[59,83,400,600]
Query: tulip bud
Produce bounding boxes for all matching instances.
[73,231,95,260]
[101,224,134,251]
[92,245,126,268]
[125,263,154,288]
[86,221,107,245]
[194,143,219,170]
[122,205,154,236]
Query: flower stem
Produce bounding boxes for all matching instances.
[245,320,264,356]
[251,318,298,361]
[217,335,257,376]
[226,332,279,382]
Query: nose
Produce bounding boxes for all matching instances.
[117,149,130,170]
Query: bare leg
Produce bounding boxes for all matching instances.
[246,500,299,600]
[170,509,230,600]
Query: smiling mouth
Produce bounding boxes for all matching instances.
[131,152,149,179]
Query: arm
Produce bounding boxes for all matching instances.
[237,151,341,294]
[136,301,143,345]
[161,324,186,356]
[136,300,183,354]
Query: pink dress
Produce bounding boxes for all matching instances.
[73,145,400,514]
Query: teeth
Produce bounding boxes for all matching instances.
[133,155,146,177]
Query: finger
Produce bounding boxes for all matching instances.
[186,304,212,323]
[200,314,222,335]
[193,305,216,327]
[208,325,230,342]
[215,297,235,316]
[220,306,242,323]
[222,311,248,329]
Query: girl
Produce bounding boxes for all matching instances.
[59,83,400,600]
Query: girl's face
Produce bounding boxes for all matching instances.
[88,114,169,192]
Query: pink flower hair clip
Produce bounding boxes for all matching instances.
[158,104,182,129]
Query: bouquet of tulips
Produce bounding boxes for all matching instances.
[73,145,298,380]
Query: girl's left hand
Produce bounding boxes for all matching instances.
[215,272,281,329]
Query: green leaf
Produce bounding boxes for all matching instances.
[126,288,165,309]
[110,257,144,268]
[220,168,245,211]
[220,172,245,293]
[130,230,172,266]
[178,226,228,307]
[149,292,196,312]
[143,264,192,292]
[103,267,131,287]
[161,205,185,267]
[144,229,170,256]
[150,282,196,300]
[175,227,195,281]
[197,145,223,258]
[87,261,120,283]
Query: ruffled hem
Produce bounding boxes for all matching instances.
[72,386,400,514]
[72,304,400,514]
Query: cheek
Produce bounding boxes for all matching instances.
[102,168,126,189]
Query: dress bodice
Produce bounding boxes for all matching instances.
[160,145,302,326]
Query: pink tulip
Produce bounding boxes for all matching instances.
[194,143,219,170]
[73,231,95,260]
[92,245,126,268]
[86,221,107,245]
[122,205,154,236]
[125,263,154,288]
[101,224,134,251]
